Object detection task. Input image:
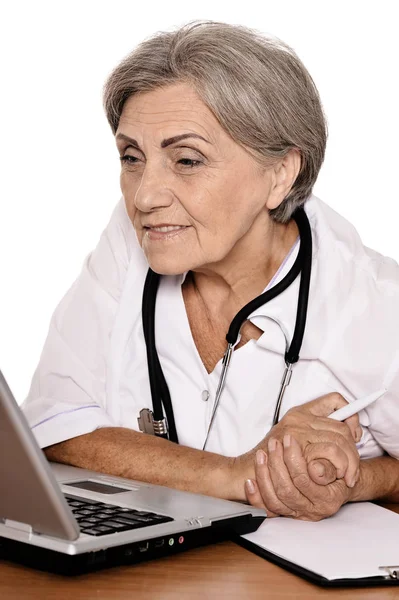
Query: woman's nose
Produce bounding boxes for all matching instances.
[133,165,174,213]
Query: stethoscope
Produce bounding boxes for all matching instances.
[138,207,312,449]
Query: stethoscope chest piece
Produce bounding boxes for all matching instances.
[137,408,168,436]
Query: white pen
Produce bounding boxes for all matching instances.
[328,388,387,421]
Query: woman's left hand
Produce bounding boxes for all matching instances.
[245,434,353,520]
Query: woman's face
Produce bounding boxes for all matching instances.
[116,83,280,275]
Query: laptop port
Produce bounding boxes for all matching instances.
[154,539,164,548]
[138,542,149,553]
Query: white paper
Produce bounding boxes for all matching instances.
[242,502,399,580]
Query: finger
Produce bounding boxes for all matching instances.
[285,436,349,520]
[343,413,361,442]
[266,439,313,516]
[274,395,360,485]
[303,414,357,446]
[284,406,360,448]
[304,440,359,487]
[312,428,359,486]
[282,434,317,500]
[292,419,359,483]
[307,458,337,485]
[244,478,279,517]
[304,441,347,479]
[283,422,359,485]
[322,408,360,443]
[254,448,294,517]
[299,392,349,418]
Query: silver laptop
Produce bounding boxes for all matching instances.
[0,370,265,574]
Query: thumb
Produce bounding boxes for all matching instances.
[308,458,337,485]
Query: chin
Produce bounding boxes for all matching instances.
[146,256,192,276]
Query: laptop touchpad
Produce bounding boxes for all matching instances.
[66,480,131,494]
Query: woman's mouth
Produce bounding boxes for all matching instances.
[144,225,189,241]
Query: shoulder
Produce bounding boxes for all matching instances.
[303,195,399,397]
[306,194,399,296]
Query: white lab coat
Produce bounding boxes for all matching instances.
[21,195,399,460]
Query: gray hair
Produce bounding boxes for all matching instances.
[103,21,327,223]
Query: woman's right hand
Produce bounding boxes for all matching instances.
[269,393,361,487]
[237,392,361,490]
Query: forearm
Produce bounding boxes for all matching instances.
[44,427,240,501]
[349,456,399,503]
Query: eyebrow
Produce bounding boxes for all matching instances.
[116,132,210,149]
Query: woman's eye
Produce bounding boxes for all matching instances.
[177,158,202,168]
[119,154,202,169]
[120,155,139,165]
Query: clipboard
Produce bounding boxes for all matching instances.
[236,502,399,587]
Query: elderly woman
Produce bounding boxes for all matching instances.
[22,21,399,521]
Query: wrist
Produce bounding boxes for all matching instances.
[347,458,396,503]
[225,453,255,502]
[347,461,367,502]
[348,457,399,503]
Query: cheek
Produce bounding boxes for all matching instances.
[123,196,137,230]
[120,172,136,203]
[203,176,254,232]
[224,169,269,219]
[121,172,139,219]
[121,188,143,246]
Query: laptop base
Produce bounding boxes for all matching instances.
[0,514,264,575]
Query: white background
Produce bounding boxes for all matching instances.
[0,1,398,403]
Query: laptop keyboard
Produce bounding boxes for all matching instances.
[65,494,174,537]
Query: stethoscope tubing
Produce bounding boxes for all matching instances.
[142,207,312,447]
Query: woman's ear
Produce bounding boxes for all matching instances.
[265,148,301,210]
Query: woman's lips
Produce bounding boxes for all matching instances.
[144,225,189,241]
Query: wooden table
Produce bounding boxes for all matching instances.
[1,504,399,599]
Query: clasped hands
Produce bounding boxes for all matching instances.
[239,393,361,521]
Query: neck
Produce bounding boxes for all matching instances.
[188,213,299,319]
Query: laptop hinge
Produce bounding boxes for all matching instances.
[4,518,33,534]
